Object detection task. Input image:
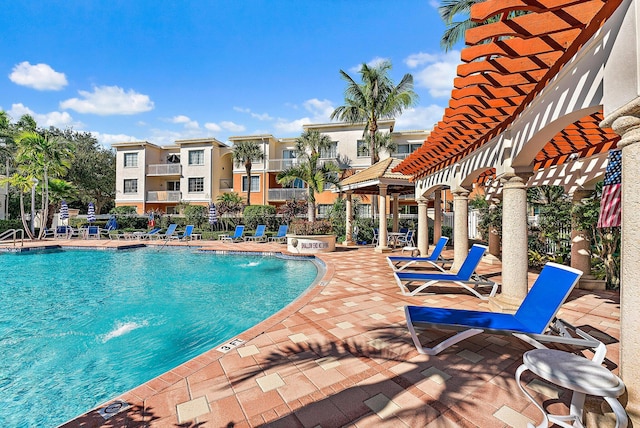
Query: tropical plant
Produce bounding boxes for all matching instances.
[290,220,332,235]
[0,173,38,239]
[327,196,361,240]
[363,131,397,163]
[330,60,417,165]
[216,192,244,215]
[243,204,276,230]
[277,130,341,221]
[232,140,264,206]
[277,199,308,225]
[183,204,207,228]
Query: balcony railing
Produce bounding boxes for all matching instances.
[147,191,181,202]
[268,188,307,201]
[147,164,182,176]
[268,158,340,171]
[220,178,233,190]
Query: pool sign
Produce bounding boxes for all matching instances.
[216,337,245,353]
[98,400,131,420]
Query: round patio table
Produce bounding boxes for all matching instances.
[516,349,627,428]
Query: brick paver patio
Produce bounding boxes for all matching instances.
[5,238,620,427]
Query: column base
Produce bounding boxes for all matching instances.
[578,277,606,291]
[488,294,524,314]
[374,246,393,253]
[341,240,357,247]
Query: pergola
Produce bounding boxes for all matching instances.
[392,0,640,422]
[337,158,418,250]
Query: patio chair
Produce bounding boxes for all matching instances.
[244,224,267,242]
[372,228,379,246]
[268,224,288,243]
[172,225,194,240]
[220,225,245,242]
[393,244,496,300]
[86,225,101,239]
[139,228,161,240]
[387,236,450,271]
[396,230,415,247]
[404,262,604,359]
[153,223,178,240]
[54,225,73,239]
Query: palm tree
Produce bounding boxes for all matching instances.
[232,140,264,206]
[277,130,341,222]
[14,131,73,238]
[365,131,397,164]
[0,173,38,239]
[438,0,482,51]
[330,60,417,166]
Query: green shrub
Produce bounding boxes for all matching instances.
[0,219,24,235]
[109,206,138,215]
[243,205,276,230]
[183,205,207,228]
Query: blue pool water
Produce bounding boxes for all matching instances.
[0,247,319,427]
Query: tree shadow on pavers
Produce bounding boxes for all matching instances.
[60,403,160,428]
[229,326,539,427]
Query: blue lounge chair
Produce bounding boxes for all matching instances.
[86,225,101,239]
[172,225,194,240]
[245,224,267,242]
[220,225,245,242]
[153,224,178,240]
[387,236,450,271]
[393,244,496,299]
[139,228,161,240]
[54,225,73,239]
[404,262,603,358]
[268,224,288,243]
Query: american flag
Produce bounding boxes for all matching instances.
[597,149,622,228]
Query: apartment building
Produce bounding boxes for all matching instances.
[113,121,429,216]
[113,138,233,214]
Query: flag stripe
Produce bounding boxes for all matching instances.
[598,149,622,228]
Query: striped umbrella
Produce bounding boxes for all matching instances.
[60,200,69,221]
[208,203,218,229]
[87,202,96,223]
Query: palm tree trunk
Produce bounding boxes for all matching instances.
[246,165,252,206]
[308,189,316,222]
[19,193,34,240]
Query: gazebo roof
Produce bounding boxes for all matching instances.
[338,158,415,195]
[394,0,622,181]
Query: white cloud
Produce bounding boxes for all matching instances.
[395,105,445,130]
[274,117,310,134]
[348,56,391,74]
[8,103,79,128]
[429,0,440,8]
[273,98,335,135]
[405,50,460,98]
[220,121,245,132]
[204,122,222,132]
[233,106,274,121]
[169,115,199,129]
[9,61,68,90]
[93,132,141,147]
[60,85,154,115]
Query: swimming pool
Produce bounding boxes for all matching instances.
[0,247,319,427]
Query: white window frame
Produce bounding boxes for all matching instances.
[188,177,204,192]
[320,142,338,159]
[123,179,138,194]
[242,175,260,192]
[123,152,138,168]
[188,150,205,165]
[166,181,180,191]
[357,139,369,157]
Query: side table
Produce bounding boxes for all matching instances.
[516,349,627,428]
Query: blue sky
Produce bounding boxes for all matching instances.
[0,1,461,147]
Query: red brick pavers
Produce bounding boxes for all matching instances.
[38,240,620,428]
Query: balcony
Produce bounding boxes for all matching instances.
[268,158,340,171]
[147,191,181,202]
[268,188,307,201]
[147,164,182,176]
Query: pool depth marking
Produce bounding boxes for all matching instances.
[216,338,245,353]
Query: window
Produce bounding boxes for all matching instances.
[357,204,371,218]
[283,149,296,159]
[123,179,138,194]
[188,150,204,165]
[317,204,331,218]
[167,181,180,191]
[357,140,369,157]
[188,177,204,192]
[320,142,337,159]
[242,175,260,192]
[124,153,138,167]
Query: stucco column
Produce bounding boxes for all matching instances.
[488,199,501,258]
[343,192,354,246]
[392,192,400,232]
[417,197,429,256]
[451,187,470,272]
[602,103,640,423]
[433,189,442,244]
[490,173,531,313]
[375,184,391,253]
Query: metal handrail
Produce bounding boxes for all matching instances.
[0,228,24,247]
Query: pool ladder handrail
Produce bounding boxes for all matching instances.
[0,228,25,247]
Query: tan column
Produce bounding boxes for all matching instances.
[488,199,501,258]
[343,192,354,246]
[451,187,470,271]
[433,189,442,244]
[602,104,640,422]
[417,197,429,256]
[490,173,530,313]
[392,192,400,232]
[375,184,391,253]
